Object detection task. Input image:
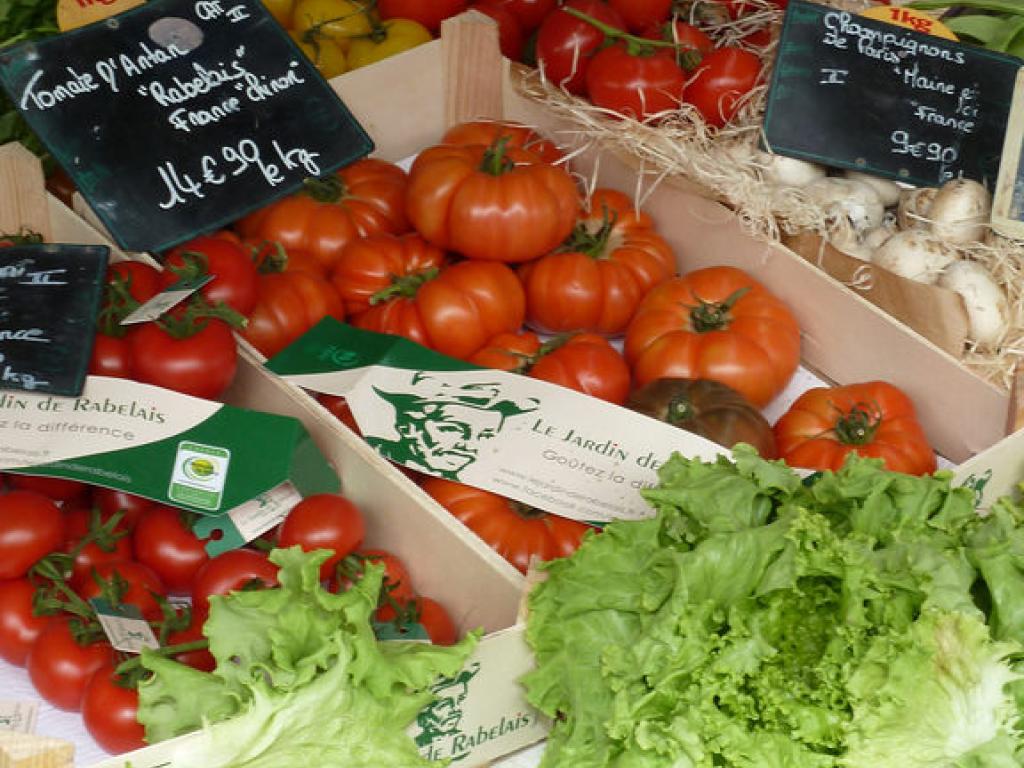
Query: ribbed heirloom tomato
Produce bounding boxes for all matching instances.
[353,259,526,360]
[330,232,446,316]
[519,187,676,335]
[441,120,564,165]
[470,331,631,405]
[624,266,800,408]
[773,381,936,475]
[406,136,579,263]
[236,158,409,272]
[422,477,593,574]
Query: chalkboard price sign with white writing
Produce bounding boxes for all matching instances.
[0,0,373,253]
[763,0,1020,187]
[0,244,109,396]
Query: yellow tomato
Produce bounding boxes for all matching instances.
[289,30,348,79]
[262,0,295,27]
[291,0,373,49]
[347,18,432,70]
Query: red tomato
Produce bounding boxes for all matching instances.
[377,0,467,32]
[472,1,525,60]
[422,477,593,573]
[278,495,366,580]
[162,235,260,316]
[133,506,210,594]
[89,334,134,379]
[62,507,134,590]
[640,19,714,63]
[441,120,564,165]
[608,0,671,31]
[470,331,631,405]
[624,266,801,408]
[773,381,937,476]
[405,141,580,264]
[106,262,162,305]
[318,394,361,434]
[585,43,686,120]
[27,618,115,711]
[77,561,167,622]
[6,475,87,503]
[488,0,556,32]
[683,46,762,128]
[165,609,216,672]
[535,0,627,94]
[415,596,458,645]
[81,664,146,754]
[335,548,416,607]
[128,318,237,400]
[0,578,48,665]
[0,491,65,579]
[722,0,787,18]
[191,549,279,614]
[91,489,154,532]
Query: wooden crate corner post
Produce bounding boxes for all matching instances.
[0,142,52,241]
[441,10,506,129]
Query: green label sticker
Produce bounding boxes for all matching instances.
[373,620,431,643]
[89,598,160,653]
[168,441,231,511]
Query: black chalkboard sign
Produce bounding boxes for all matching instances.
[0,0,373,253]
[763,0,1021,187]
[0,244,109,396]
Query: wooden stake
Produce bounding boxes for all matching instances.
[0,142,52,242]
[441,10,505,129]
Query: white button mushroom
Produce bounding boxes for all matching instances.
[871,230,957,284]
[927,179,992,246]
[803,177,886,233]
[937,260,1009,347]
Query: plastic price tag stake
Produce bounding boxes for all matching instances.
[89,598,160,653]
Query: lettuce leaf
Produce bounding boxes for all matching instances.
[137,546,478,767]
[524,449,1024,768]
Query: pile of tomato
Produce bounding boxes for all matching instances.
[0,474,452,754]
[175,118,929,578]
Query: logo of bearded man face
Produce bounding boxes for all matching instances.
[368,375,539,480]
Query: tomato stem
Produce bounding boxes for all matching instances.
[302,174,347,203]
[369,266,439,304]
[166,251,210,284]
[508,499,547,520]
[156,295,247,337]
[561,204,617,259]
[97,273,142,337]
[687,287,750,333]
[562,7,676,55]
[665,393,696,425]
[114,639,210,678]
[0,228,44,246]
[480,135,516,176]
[833,401,882,446]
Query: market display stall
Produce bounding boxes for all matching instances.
[1,1,1023,766]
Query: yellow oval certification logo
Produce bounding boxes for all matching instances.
[184,457,217,481]
[860,6,958,40]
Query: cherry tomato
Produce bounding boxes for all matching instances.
[416,597,458,645]
[535,0,627,95]
[191,549,279,614]
[128,318,238,400]
[640,19,714,64]
[162,235,260,316]
[278,494,366,580]
[106,262,162,305]
[0,491,65,579]
[472,1,525,60]
[89,334,134,379]
[27,618,116,711]
[488,0,556,32]
[81,664,146,754]
[376,0,468,33]
[585,43,685,119]
[0,578,48,665]
[6,475,88,503]
[91,488,154,532]
[608,0,671,31]
[77,561,167,622]
[62,506,135,590]
[335,548,416,608]
[133,506,210,594]
[683,46,762,128]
